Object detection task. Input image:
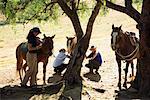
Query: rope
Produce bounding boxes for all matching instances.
[115,43,139,61]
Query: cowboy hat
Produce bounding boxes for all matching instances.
[89,46,96,50]
[32,27,41,33]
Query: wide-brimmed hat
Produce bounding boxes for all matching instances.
[89,46,96,50]
[32,27,41,33]
[59,48,66,53]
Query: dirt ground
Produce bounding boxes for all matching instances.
[0,10,148,100]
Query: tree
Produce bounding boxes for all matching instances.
[104,0,150,95]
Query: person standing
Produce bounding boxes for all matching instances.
[21,27,42,87]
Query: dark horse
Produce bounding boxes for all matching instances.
[111,24,139,89]
[66,36,77,55]
[16,34,55,84]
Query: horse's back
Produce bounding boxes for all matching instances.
[16,42,28,60]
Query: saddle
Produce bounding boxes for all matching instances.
[126,32,139,46]
[20,42,28,53]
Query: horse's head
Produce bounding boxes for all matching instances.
[66,36,75,47]
[66,36,76,54]
[111,24,123,51]
[42,34,55,56]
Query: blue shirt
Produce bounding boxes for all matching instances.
[53,52,67,67]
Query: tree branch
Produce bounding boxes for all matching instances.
[84,0,101,42]
[58,0,83,39]
[105,0,141,24]
[57,0,73,18]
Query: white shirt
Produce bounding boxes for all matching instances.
[53,52,67,68]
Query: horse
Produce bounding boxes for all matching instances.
[66,36,77,55]
[16,34,55,84]
[111,24,139,89]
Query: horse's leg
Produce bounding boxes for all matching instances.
[131,62,134,77]
[43,61,48,85]
[116,58,121,90]
[17,58,23,83]
[23,63,27,73]
[123,62,129,89]
[130,61,135,82]
[18,70,22,83]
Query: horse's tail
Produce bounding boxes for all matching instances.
[16,43,24,82]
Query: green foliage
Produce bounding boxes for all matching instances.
[0,0,62,24]
[0,0,143,24]
[77,1,92,19]
[0,0,18,23]
[16,0,61,23]
[133,0,142,10]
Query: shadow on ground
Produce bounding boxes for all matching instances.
[0,73,64,100]
[0,73,84,100]
[83,72,101,82]
[0,82,63,100]
[115,87,150,100]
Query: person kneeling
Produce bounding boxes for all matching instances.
[85,46,102,74]
[53,48,70,75]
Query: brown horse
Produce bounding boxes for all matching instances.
[111,24,139,89]
[16,34,55,84]
[66,36,77,55]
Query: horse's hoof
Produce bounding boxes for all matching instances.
[43,82,46,85]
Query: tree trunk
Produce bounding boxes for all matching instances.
[61,0,101,87]
[138,0,150,94]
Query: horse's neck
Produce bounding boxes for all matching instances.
[67,38,77,54]
[40,44,50,54]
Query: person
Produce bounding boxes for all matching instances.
[53,48,70,75]
[85,46,102,73]
[21,27,42,87]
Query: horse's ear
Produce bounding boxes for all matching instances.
[66,36,69,39]
[51,35,55,39]
[119,25,122,30]
[43,34,47,38]
[112,24,114,29]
